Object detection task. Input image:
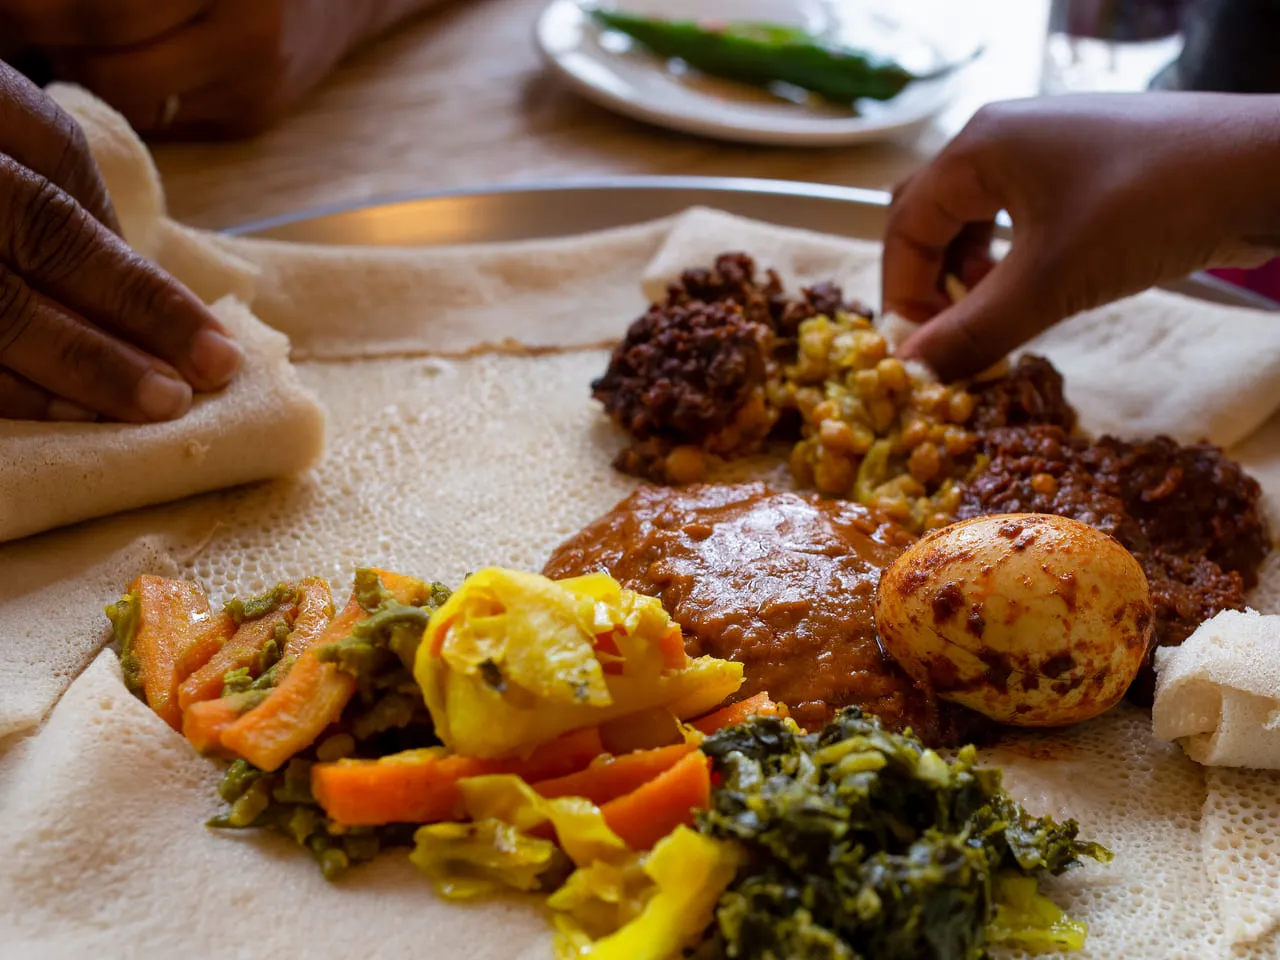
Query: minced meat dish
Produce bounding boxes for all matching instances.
[589,252,1271,710]
[592,253,873,483]
[957,424,1266,703]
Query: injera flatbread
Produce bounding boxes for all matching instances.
[0,297,326,545]
[1153,610,1280,769]
[3,90,1280,959]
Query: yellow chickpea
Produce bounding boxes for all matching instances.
[876,357,909,393]
[854,367,881,397]
[1031,472,1060,496]
[819,418,858,454]
[947,390,976,424]
[908,442,942,484]
[813,451,856,495]
[664,446,707,484]
[868,397,897,433]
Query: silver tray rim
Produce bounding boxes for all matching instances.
[224,175,1277,313]
[224,175,897,236]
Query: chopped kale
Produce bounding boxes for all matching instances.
[224,582,297,625]
[104,592,143,698]
[210,756,416,880]
[696,709,1110,960]
[220,647,292,698]
[207,570,452,879]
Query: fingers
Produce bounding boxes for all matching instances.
[946,222,997,290]
[0,155,243,393]
[896,247,1058,382]
[0,274,193,423]
[1,0,211,47]
[0,60,118,232]
[882,154,1004,323]
[0,368,97,421]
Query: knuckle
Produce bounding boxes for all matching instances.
[0,270,36,354]
[55,325,117,389]
[47,107,95,187]
[10,175,95,282]
[113,254,185,324]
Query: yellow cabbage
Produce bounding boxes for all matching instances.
[547,857,652,941]
[409,819,557,900]
[457,775,629,867]
[553,826,742,960]
[415,568,743,758]
[411,773,631,901]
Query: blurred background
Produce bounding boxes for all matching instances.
[4,0,1277,230]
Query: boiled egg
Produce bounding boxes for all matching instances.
[875,513,1152,727]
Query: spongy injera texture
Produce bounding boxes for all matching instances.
[4,340,1280,958]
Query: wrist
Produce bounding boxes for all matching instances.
[1215,93,1280,248]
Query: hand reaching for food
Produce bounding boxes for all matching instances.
[883,92,1280,381]
[6,0,444,139]
[0,61,241,421]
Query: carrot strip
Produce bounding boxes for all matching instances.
[600,750,712,850]
[512,726,606,782]
[218,595,364,772]
[183,694,260,755]
[177,606,296,711]
[689,691,782,736]
[658,623,689,672]
[119,575,214,730]
[220,571,439,773]
[174,611,236,686]
[284,577,335,656]
[532,742,698,805]
[312,727,606,826]
[313,752,500,826]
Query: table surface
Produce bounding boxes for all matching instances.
[151,0,1050,232]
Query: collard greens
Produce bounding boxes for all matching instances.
[695,710,1111,960]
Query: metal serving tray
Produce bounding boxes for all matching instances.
[227,176,1275,312]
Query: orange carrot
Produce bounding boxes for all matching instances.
[116,575,214,730]
[689,691,782,736]
[177,606,296,711]
[313,752,499,826]
[532,742,698,805]
[600,750,712,850]
[220,571,437,772]
[174,611,236,686]
[312,727,607,826]
[511,726,606,782]
[284,577,334,656]
[219,594,365,772]
[658,623,689,672]
[183,694,260,755]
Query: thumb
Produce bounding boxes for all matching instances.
[895,249,1061,382]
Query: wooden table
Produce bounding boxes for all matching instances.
[152,0,1051,231]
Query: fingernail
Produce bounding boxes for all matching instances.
[190,329,244,385]
[47,399,98,422]
[137,372,192,421]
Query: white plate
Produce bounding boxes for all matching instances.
[534,0,979,147]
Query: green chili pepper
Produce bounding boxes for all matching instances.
[590,9,956,104]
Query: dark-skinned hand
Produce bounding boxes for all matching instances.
[883,93,1280,382]
[0,60,241,422]
[3,0,443,138]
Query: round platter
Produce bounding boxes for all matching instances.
[532,0,973,146]
[227,175,1276,312]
